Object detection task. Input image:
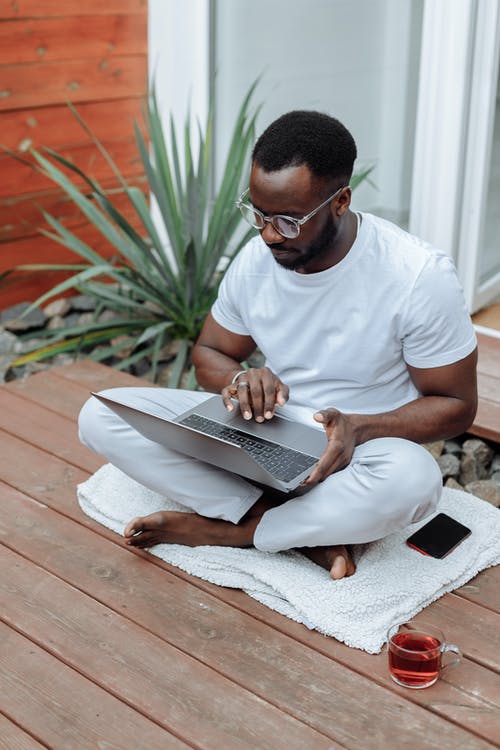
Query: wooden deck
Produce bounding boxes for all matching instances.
[0,354,499,749]
[470,332,500,443]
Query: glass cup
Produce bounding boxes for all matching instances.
[387,621,461,689]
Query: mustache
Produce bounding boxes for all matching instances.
[267,243,298,252]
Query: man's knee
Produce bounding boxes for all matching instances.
[78,395,106,449]
[379,438,442,523]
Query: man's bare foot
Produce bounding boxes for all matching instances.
[301,545,356,580]
[123,510,258,549]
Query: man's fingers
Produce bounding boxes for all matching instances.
[276,383,289,408]
[236,380,253,420]
[221,367,290,422]
[304,447,349,484]
[314,408,339,426]
[221,385,237,411]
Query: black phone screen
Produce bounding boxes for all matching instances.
[406,512,471,558]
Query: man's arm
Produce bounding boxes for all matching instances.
[192,313,289,421]
[305,348,478,483]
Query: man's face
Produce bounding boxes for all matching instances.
[248,163,348,273]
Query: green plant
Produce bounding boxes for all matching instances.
[8,83,260,385]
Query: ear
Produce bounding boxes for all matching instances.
[334,186,351,217]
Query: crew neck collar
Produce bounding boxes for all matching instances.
[280,211,365,284]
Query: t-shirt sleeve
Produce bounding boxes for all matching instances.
[211,254,250,336]
[401,253,477,368]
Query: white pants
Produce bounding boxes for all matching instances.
[78,387,442,552]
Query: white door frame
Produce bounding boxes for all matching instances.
[409,0,475,260]
[148,0,211,134]
[456,0,500,311]
[410,0,500,313]
[147,0,211,258]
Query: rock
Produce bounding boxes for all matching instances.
[460,439,494,484]
[464,480,500,507]
[78,312,95,326]
[70,294,97,312]
[491,454,500,473]
[443,439,463,455]
[0,327,18,355]
[422,440,445,459]
[460,452,480,485]
[47,315,66,330]
[436,453,460,479]
[131,356,150,377]
[110,335,134,359]
[1,302,46,332]
[63,312,82,329]
[43,298,71,317]
[14,337,46,354]
[51,353,76,367]
[445,477,464,491]
[4,361,48,381]
[462,438,494,465]
[492,471,500,489]
[98,309,118,323]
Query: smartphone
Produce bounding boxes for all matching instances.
[406,512,471,558]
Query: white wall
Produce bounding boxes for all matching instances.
[213,0,423,223]
[148,0,210,130]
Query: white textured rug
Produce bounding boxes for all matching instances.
[78,463,500,653]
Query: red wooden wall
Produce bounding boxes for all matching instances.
[0,0,148,307]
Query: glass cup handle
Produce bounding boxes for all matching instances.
[440,643,461,671]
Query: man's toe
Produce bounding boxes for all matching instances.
[124,517,144,537]
[330,554,348,580]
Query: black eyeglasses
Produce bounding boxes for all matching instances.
[236,185,346,239]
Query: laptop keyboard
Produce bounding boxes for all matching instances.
[179,413,317,482]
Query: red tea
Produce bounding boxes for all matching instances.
[389,632,441,688]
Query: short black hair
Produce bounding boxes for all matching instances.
[252,110,357,183]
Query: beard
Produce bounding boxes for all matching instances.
[269,213,338,271]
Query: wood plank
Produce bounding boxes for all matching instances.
[476,333,500,378]
[0,713,46,749]
[0,546,340,750]
[0,176,147,242]
[0,56,147,112]
[0,622,187,749]
[0,227,123,290]
[456,567,500,613]
[1,99,145,152]
[4,365,155,421]
[0,0,147,17]
[0,482,495,750]
[50,357,158,390]
[0,15,147,65]
[469,397,500,443]
[477,371,500,405]
[1,267,78,309]
[0,222,121,272]
[5,369,105,419]
[0,387,102,473]
[0,139,143,199]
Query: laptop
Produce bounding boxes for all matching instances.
[92,391,327,492]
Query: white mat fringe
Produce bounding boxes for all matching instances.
[78,463,500,653]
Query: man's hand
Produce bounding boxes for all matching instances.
[221,367,289,422]
[304,407,356,485]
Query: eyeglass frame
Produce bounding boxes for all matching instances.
[236,184,347,239]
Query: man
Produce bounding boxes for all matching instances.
[79,111,478,580]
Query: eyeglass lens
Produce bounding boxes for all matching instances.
[238,203,299,238]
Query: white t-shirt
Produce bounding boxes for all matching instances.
[211,212,476,423]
